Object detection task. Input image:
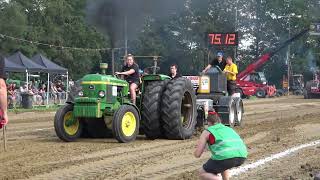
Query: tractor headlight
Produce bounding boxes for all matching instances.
[98,90,105,98]
[78,91,84,97]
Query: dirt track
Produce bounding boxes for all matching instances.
[0,96,320,179]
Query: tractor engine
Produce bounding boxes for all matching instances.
[74,63,129,119]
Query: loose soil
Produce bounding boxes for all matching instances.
[0,96,319,180]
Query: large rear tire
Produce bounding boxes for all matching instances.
[54,104,83,142]
[141,80,168,139]
[161,77,197,140]
[112,105,139,143]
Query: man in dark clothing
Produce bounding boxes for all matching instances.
[168,64,181,79]
[0,54,8,129]
[115,54,140,104]
[202,51,226,73]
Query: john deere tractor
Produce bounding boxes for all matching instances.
[54,62,197,143]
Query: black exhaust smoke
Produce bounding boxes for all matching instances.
[86,0,186,48]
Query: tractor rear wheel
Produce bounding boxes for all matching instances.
[141,80,168,139]
[112,105,139,143]
[161,77,197,140]
[217,96,236,127]
[234,98,244,126]
[54,104,83,142]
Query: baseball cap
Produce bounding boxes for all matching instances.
[217,52,223,57]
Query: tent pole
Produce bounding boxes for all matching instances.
[26,70,29,90]
[66,71,69,102]
[47,73,50,106]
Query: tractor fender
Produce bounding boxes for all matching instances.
[123,103,141,119]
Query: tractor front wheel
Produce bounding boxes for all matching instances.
[54,104,83,142]
[112,105,139,143]
[256,89,266,98]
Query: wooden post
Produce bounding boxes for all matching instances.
[2,125,6,151]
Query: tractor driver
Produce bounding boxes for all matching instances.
[202,51,226,73]
[115,54,140,104]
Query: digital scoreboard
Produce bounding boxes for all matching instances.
[208,32,238,46]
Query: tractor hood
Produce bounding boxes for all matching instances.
[81,74,128,87]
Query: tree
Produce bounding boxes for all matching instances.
[0,0,109,79]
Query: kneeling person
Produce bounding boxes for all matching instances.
[115,54,140,104]
[194,111,247,180]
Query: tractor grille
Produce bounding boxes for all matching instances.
[74,98,102,118]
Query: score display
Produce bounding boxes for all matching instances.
[208,32,238,46]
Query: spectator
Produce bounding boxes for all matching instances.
[19,83,28,94]
[0,54,8,129]
[51,82,59,104]
[7,83,17,108]
[39,84,46,105]
[31,85,42,105]
[56,80,65,102]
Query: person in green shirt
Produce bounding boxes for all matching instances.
[194,110,247,180]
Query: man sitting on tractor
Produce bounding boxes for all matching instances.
[116,54,140,104]
[168,64,181,79]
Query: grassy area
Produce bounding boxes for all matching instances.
[8,104,62,114]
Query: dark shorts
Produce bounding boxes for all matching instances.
[127,80,140,86]
[227,80,237,95]
[203,157,246,174]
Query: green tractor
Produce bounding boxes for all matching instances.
[54,62,197,143]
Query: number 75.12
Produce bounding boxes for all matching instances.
[208,33,236,45]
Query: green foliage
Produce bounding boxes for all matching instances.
[132,0,320,86]
[0,0,109,79]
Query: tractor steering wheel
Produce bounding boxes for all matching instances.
[114,73,122,79]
